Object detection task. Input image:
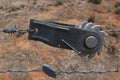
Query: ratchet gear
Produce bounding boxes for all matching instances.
[79,21,108,58]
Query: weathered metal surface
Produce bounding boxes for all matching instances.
[28,19,106,58]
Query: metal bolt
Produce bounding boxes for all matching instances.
[85,36,98,49]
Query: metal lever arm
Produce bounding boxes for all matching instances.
[29,19,102,55]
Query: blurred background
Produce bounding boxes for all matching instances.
[0,0,120,80]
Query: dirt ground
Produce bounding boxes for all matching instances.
[0,0,120,80]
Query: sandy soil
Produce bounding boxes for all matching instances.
[0,0,120,80]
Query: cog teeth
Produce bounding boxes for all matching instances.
[79,22,108,58]
[100,31,108,36]
[80,21,88,29]
[83,22,95,30]
[91,25,102,31]
[97,47,103,55]
[88,53,96,58]
[99,31,108,47]
[103,40,108,47]
[78,53,89,57]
